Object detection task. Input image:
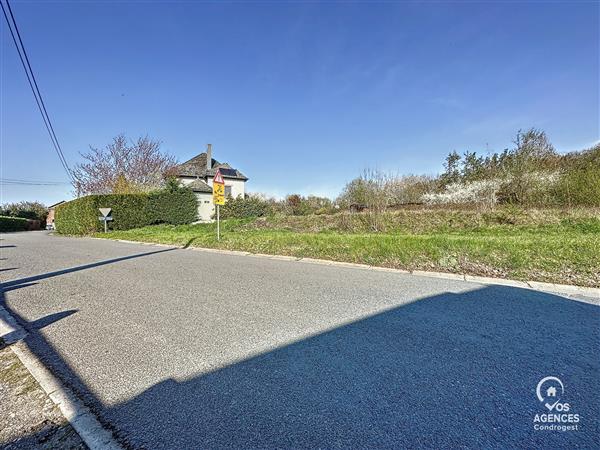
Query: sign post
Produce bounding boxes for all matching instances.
[98,208,113,233]
[212,169,225,241]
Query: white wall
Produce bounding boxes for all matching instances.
[207,177,245,198]
[179,176,246,222]
[195,193,214,222]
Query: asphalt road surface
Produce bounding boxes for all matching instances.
[1,231,599,449]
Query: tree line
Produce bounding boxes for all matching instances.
[339,128,600,210]
[4,129,596,225]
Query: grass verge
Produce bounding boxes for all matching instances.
[93,209,600,287]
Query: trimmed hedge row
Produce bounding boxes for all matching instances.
[55,187,197,235]
[148,188,198,225]
[0,216,29,232]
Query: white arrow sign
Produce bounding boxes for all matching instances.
[99,208,112,217]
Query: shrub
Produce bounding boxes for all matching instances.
[148,180,198,225]
[558,166,600,207]
[551,147,600,207]
[337,170,394,231]
[387,175,436,205]
[55,194,150,234]
[220,195,272,219]
[423,180,501,207]
[0,216,29,232]
[278,194,335,216]
[305,196,334,213]
[285,194,305,215]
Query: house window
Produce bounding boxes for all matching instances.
[224,185,232,197]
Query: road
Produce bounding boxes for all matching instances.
[1,231,599,449]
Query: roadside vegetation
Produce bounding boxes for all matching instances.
[55,178,197,234]
[0,216,29,232]
[74,127,599,286]
[0,201,47,231]
[0,201,48,221]
[97,207,600,288]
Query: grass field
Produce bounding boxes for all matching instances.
[94,208,600,287]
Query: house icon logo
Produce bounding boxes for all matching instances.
[533,376,581,432]
[536,376,564,411]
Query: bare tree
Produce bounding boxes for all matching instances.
[72,135,177,195]
[337,169,393,231]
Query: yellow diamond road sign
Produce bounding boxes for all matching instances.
[213,169,225,205]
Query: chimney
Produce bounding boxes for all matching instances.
[206,144,212,171]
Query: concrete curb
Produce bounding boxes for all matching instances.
[0,304,27,344]
[97,237,600,300]
[0,307,123,450]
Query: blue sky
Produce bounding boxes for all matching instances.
[1,1,598,204]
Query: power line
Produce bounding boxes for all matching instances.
[1,0,74,183]
[1,0,72,179]
[2,177,69,183]
[1,178,70,186]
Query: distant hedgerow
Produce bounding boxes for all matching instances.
[0,216,29,232]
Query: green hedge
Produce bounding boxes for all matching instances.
[55,186,198,235]
[0,216,29,232]
[55,194,150,234]
[148,187,198,225]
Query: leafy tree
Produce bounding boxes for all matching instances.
[0,201,47,221]
[440,151,461,186]
[462,151,485,182]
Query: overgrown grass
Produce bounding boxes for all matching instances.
[94,208,600,287]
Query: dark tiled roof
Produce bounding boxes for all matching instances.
[186,179,213,193]
[175,152,248,181]
[48,200,66,208]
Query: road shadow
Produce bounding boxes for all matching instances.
[0,246,179,448]
[1,283,599,448]
[1,247,176,289]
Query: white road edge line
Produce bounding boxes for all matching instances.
[0,312,123,450]
[88,236,600,300]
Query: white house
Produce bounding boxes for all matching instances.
[175,144,248,221]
